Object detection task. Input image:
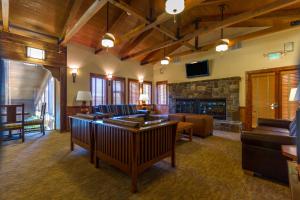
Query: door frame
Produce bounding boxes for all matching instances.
[245,65,299,130]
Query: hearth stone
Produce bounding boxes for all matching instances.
[168,76,241,120]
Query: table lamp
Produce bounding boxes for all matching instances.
[76,91,92,114]
[139,94,149,109]
[289,85,300,166]
[293,85,300,165]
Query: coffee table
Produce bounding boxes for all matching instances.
[177,122,193,141]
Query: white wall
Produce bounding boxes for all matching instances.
[67,43,153,106]
[153,28,300,106]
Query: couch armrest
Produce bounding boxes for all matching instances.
[137,110,150,114]
[257,118,291,129]
[241,131,296,150]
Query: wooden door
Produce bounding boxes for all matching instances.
[251,72,277,128]
[279,70,299,120]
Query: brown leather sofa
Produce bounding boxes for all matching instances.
[241,118,296,183]
[168,113,213,137]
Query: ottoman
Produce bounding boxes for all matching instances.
[184,114,213,138]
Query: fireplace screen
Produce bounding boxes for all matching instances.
[175,98,226,120]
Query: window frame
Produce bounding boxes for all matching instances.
[90,73,108,106]
[128,78,140,105]
[111,76,126,105]
[156,81,168,105]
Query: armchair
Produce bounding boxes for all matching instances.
[241,118,296,183]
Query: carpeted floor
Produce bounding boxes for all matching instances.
[0,130,290,200]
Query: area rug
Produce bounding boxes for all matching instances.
[0,130,290,200]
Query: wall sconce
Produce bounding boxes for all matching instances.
[71,68,78,83]
[107,73,113,86]
[138,77,144,84]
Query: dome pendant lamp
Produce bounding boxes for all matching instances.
[102,2,115,49]
[215,5,229,52]
[161,35,170,65]
[165,0,185,23]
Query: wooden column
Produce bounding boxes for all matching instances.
[60,66,67,132]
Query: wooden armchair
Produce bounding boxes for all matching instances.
[25,103,46,135]
[0,104,25,142]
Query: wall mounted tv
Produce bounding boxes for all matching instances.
[185,60,210,78]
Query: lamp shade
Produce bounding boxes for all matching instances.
[294,84,300,101]
[289,88,297,101]
[76,91,92,101]
[139,94,149,101]
[165,0,185,15]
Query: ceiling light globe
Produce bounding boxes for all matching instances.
[101,33,115,48]
[216,39,229,52]
[165,0,185,15]
[161,57,170,65]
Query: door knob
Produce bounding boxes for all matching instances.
[270,103,278,109]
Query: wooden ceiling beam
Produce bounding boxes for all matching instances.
[1,0,9,32]
[107,0,196,53]
[122,0,300,60]
[113,0,207,44]
[119,29,154,57]
[60,0,108,46]
[60,0,84,40]
[143,23,300,65]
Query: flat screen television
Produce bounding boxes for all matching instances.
[186,60,210,78]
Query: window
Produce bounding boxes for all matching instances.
[128,79,140,104]
[157,81,168,105]
[142,81,152,104]
[112,78,125,104]
[280,70,299,120]
[91,73,107,105]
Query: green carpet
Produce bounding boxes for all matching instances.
[0,131,290,200]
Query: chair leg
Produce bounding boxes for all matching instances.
[21,129,25,143]
[9,130,12,137]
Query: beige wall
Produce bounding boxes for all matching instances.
[67,43,153,106]
[153,28,300,106]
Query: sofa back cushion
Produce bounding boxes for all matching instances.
[103,118,141,128]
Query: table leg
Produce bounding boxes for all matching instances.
[189,128,193,142]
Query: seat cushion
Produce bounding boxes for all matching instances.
[177,122,193,132]
[256,126,290,134]
[25,119,42,125]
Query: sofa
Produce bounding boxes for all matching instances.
[241,118,297,183]
[91,104,149,118]
[167,113,213,137]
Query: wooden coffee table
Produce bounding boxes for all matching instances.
[177,122,193,141]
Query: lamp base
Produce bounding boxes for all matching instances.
[80,101,89,114]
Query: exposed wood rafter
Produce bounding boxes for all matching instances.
[110,0,206,45]
[122,0,300,61]
[60,0,108,46]
[60,0,84,40]
[143,23,300,65]
[1,0,9,32]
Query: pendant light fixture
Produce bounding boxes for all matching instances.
[215,5,229,52]
[161,35,170,65]
[165,0,185,23]
[102,2,115,48]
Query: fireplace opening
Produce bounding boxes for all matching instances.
[175,98,226,120]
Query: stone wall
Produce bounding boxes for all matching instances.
[168,76,241,120]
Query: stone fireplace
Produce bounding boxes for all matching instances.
[168,76,241,121]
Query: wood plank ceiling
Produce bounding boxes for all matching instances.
[1,0,300,65]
